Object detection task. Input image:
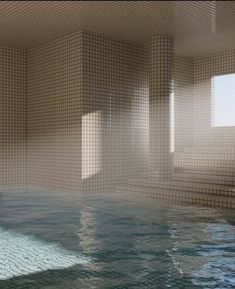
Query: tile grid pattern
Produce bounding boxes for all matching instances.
[194,49,235,147]
[27,31,149,194]
[149,35,174,178]
[122,46,235,208]
[0,46,27,188]
[27,32,83,193]
[0,29,235,208]
[0,1,235,56]
[81,31,149,194]
[174,56,194,151]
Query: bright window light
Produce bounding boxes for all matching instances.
[212,73,235,127]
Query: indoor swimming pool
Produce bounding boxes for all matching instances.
[0,190,234,289]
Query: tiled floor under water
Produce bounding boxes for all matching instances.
[0,190,234,289]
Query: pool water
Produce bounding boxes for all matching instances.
[0,191,234,289]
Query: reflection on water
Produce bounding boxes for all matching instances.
[192,223,235,288]
[0,190,234,289]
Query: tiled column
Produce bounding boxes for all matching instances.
[149,35,174,179]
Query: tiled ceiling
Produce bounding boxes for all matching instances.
[1,1,235,56]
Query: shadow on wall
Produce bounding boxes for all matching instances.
[80,32,149,194]
[24,31,149,194]
[81,85,149,194]
[0,46,26,188]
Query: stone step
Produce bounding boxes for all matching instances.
[128,177,235,197]
[173,171,235,186]
[115,184,235,209]
[175,166,235,177]
[183,146,235,154]
[138,167,235,180]
[174,158,235,169]
[175,151,235,160]
[175,163,235,170]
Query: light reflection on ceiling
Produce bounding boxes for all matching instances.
[0,1,235,56]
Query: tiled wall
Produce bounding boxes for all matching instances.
[0,46,26,188]
[1,29,235,201]
[174,50,235,151]
[149,35,174,178]
[0,38,193,193]
[81,31,149,193]
[27,32,83,193]
[194,49,235,147]
[27,31,149,194]
[174,55,194,151]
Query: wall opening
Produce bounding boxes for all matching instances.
[212,73,235,127]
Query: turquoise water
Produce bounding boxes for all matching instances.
[0,191,234,289]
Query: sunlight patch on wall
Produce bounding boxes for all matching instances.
[82,111,102,180]
[170,83,175,153]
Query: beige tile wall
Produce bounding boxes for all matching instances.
[149,35,174,178]
[27,31,149,194]
[27,31,83,192]
[81,31,149,193]
[194,49,235,147]
[1,29,235,199]
[0,46,27,188]
[174,55,194,151]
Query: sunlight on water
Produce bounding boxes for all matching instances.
[0,227,91,280]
